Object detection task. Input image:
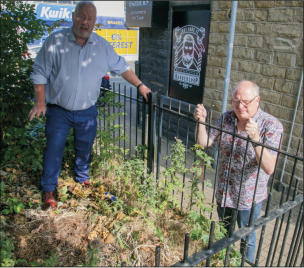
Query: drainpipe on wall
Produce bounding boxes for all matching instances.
[276,69,303,192]
[213,1,238,170]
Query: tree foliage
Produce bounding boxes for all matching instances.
[0,1,48,161]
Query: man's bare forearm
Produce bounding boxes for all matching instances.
[121,69,151,101]
[196,123,214,147]
[28,84,46,121]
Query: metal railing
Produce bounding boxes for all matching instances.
[96,88,303,267]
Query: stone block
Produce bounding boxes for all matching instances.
[162,60,170,70]
[230,71,244,82]
[263,103,289,120]
[296,54,303,67]
[295,9,303,22]
[248,36,264,48]
[286,68,302,81]
[157,76,169,88]
[209,22,218,33]
[204,87,222,100]
[212,68,226,79]
[260,90,281,105]
[291,83,303,97]
[254,1,275,8]
[219,1,232,9]
[275,1,285,7]
[210,1,219,9]
[218,22,230,33]
[211,10,227,21]
[207,45,216,56]
[242,74,275,90]
[221,58,238,70]
[217,79,225,91]
[204,77,217,89]
[273,53,293,66]
[273,79,293,94]
[256,23,272,35]
[157,49,168,60]
[290,137,303,154]
[238,1,254,8]
[207,55,222,68]
[209,34,225,45]
[292,124,303,137]
[255,10,268,21]
[205,67,213,78]
[273,38,295,51]
[294,111,303,124]
[299,39,303,54]
[286,1,303,7]
[233,47,255,60]
[268,9,294,22]
[245,10,255,21]
[273,24,303,39]
[261,65,286,78]
[235,22,255,34]
[154,58,162,67]
[233,35,248,46]
[216,45,228,57]
[239,61,262,74]
[281,95,298,108]
[237,10,245,21]
[256,51,272,63]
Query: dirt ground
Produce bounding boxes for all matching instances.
[1,168,208,267]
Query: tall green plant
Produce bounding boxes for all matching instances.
[0,2,69,163]
[0,1,48,160]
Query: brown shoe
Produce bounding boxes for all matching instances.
[42,191,56,210]
[82,179,92,188]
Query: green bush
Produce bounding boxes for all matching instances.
[0,1,49,162]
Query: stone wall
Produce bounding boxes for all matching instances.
[138,1,303,190]
[206,1,303,190]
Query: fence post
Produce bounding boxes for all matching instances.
[155,245,161,267]
[147,92,157,174]
[181,233,190,265]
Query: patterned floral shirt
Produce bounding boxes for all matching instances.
[210,108,283,210]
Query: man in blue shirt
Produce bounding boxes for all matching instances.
[28,1,151,210]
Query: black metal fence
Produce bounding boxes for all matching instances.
[96,86,303,267]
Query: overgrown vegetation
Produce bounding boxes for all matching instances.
[1,91,241,266]
[0,2,241,266]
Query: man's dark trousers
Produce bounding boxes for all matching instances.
[41,104,98,193]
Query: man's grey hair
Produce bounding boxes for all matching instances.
[74,1,96,15]
[232,80,260,98]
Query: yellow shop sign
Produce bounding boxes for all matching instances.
[95,29,138,55]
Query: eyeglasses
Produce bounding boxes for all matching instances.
[231,96,258,107]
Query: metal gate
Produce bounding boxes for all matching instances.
[96,88,303,267]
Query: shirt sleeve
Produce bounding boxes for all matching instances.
[105,42,130,76]
[30,35,54,85]
[262,118,284,156]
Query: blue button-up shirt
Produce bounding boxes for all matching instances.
[30,27,130,111]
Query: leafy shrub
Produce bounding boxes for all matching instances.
[0,1,49,162]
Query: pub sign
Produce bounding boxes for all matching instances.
[169,10,210,104]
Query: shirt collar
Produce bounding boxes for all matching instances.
[251,107,262,121]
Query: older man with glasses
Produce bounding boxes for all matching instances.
[193,80,283,263]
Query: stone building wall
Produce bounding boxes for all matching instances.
[138,1,303,190]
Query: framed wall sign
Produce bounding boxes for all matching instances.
[169,10,210,105]
[125,1,169,28]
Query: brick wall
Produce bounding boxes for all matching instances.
[138,1,303,190]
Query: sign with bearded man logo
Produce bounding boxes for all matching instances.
[182,34,195,69]
[169,10,210,105]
